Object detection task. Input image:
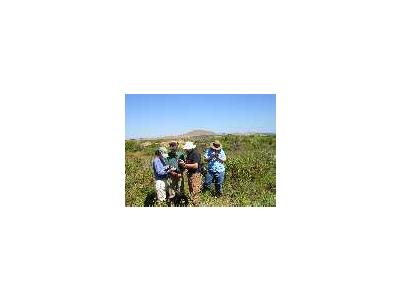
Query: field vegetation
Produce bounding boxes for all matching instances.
[125,134,276,207]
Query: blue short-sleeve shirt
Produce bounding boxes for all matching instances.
[204,148,226,173]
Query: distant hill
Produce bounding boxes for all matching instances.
[182,129,217,137]
[127,129,275,140]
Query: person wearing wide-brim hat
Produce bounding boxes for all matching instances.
[152,146,174,203]
[165,141,185,204]
[203,140,226,196]
[210,140,223,150]
[178,141,202,206]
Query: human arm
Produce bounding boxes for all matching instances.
[203,149,212,162]
[179,160,198,170]
[153,158,169,176]
[205,149,221,162]
[216,150,226,163]
[184,162,198,170]
[179,151,200,170]
[169,170,182,177]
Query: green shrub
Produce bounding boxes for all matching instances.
[125,140,143,152]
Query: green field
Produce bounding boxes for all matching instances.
[125,134,276,207]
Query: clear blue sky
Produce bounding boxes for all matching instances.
[125,94,276,139]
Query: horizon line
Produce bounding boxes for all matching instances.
[125,130,276,140]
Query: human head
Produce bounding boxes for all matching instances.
[182,141,196,154]
[169,141,178,153]
[155,147,168,158]
[210,140,222,151]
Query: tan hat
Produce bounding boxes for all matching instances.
[210,140,222,150]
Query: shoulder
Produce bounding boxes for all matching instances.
[192,150,201,160]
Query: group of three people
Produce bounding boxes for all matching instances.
[152,140,226,206]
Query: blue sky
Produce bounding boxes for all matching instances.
[125,94,276,139]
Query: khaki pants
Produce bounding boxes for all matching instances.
[167,175,184,199]
[188,172,202,207]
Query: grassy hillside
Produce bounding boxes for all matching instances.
[125,134,276,207]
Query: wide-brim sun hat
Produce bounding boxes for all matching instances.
[182,141,196,150]
[158,146,168,153]
[210,140,222,150]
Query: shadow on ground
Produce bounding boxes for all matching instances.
[144,191,189,207]
[144,191,157,207]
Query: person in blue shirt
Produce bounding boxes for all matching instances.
[203,140,226,196]
[152,147,175,202]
